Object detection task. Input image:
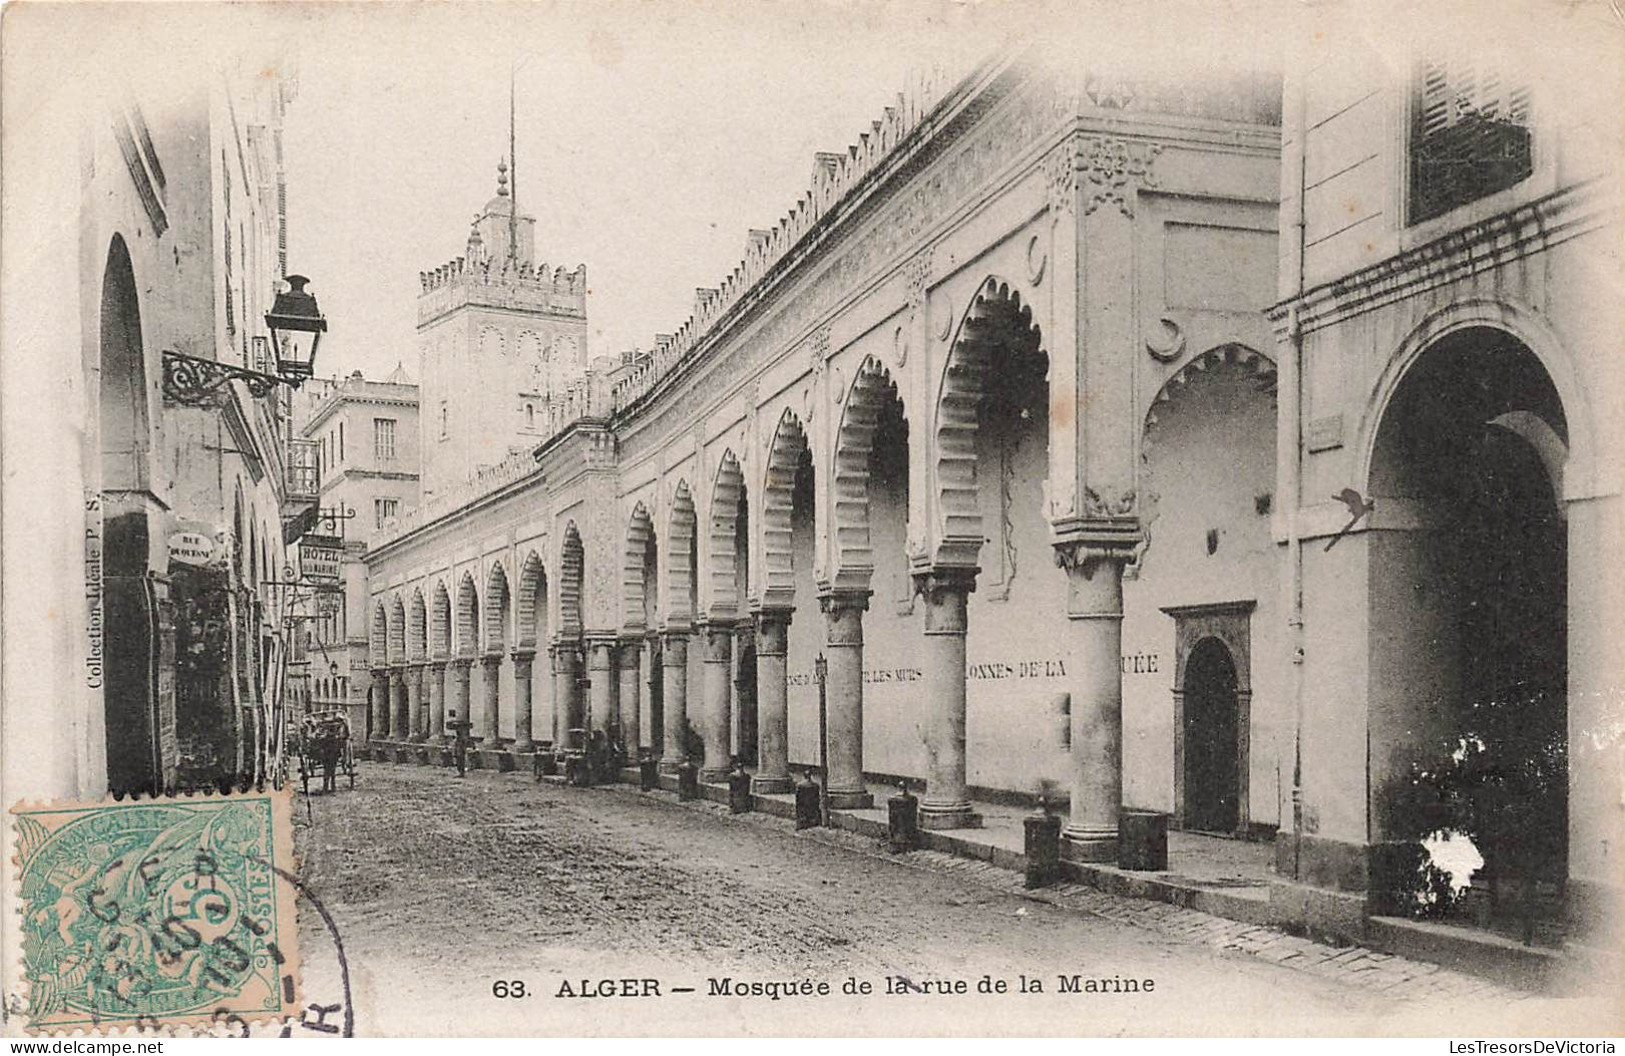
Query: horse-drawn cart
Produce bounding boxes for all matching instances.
[296,709,357,794]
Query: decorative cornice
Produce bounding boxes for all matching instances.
[1271,179,1611,336]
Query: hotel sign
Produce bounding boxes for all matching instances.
[298,535,343,583]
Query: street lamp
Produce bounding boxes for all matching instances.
[161,274,329,407]
[814,652,828,827]
[264,275,327,381]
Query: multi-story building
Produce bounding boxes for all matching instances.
[2,36,324,799]
[1270,19,1622,945]
[296,368,421,737]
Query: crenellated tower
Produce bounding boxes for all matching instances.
[416,159,589,501]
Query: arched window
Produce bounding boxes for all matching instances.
[525,403,535,430]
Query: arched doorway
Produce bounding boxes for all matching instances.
[1369,325,1569,928]
[1183,637,1240,834]
[99,235,164,796]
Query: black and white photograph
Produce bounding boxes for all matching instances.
[2,0,1621,1039]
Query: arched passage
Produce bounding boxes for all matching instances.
[916,277,1048,829]
[409,590,428,662]
[624,503,655,633]
[665,482,698,629]
[1132,344,1276,828]
[1368,325,1569,928]
[516,551,550,748]
[706,451,747,620]
[831,358,908,591]
[369,602,388,668]
[698,452,748,778]
[388,595,407,665]
[557,525,586,749]
[431,582,452,660]
[760,411,809,608]
[98,234,162,795]
[559,524,585,638]
[659,482,698,772]
[1182,636,1240,834]
[484,563,510,654]
[455,573,480,658]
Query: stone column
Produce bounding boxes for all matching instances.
[447,657,473,734]
[389,667,408,740]
[406,663,426,741]
[699,622,733,781]
[586,637,617,741]
[820,591,873,809]
[554,641,585,752]
[370,668,389,741]
[915,570,980,829]
[617,638,642,754]
[659,629,689,773]
[752,609,792,793]
[1058,543,1130,862]
[645,633,663,756]
[428,661,448,742]
[511,649,536,752]
[479,653,503,746]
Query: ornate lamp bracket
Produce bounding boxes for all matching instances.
[162,349,299,408]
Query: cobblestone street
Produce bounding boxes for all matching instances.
[287,763,1612,1036]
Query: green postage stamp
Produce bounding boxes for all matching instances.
[12,791,298,1033]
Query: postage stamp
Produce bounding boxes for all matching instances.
[11,790,298,1033]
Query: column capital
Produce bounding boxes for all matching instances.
[429,658,449,671]
[1054,538,1132,620]
[699,623,733,660]
[480,652,504,669]
[816,588,870,616]
[448,655,474,671]
[755,607,792,656]
[1052,536,1138,574]
[914,567,976,636]
[509,646,537,663]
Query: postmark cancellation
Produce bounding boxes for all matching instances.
[10,789,298,1034]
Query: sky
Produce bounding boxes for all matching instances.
[276,3,994,381]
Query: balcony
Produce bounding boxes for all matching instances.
[282,437,320,542]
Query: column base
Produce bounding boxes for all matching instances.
[699,766,731,783]
[751,775,793,795]
[919,805,982,830]
[658,759,687,776]
[1061,826,1119,863]
[512,739,536,754]
[827,789,874,810]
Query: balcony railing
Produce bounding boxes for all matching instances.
[286,437,319,503]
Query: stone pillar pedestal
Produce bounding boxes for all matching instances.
[617,638,642,754]
[659,630,690,773]
[820,591,873,809]
[753,609,793,793]
[370,668,389,740]
[428,661,448,743]
[479,654,503,746]
[1058,542,1130,862]
[406,664,426,741]
[699,622,733,781]
[916,569,980,829]
[390,667,408,740]
[586,637,617,741]
[447,657,473,735]
[510,649,536,752]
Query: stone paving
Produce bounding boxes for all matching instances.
[613,782,1527,1005]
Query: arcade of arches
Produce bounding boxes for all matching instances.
[364,60,1620,941]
